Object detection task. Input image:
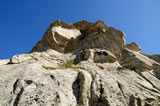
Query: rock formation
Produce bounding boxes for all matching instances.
[31,20,125,58]
[0,20,160,106]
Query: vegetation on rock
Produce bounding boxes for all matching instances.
[63,60,74,68]
[122,62,138,70]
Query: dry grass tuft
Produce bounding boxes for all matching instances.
[42,63,84,70]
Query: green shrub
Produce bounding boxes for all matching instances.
[122,62,137,70]
[63,60,74,68]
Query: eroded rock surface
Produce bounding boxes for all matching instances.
[146,54,160,63]
[125,42,141,52]
[119,48,160,71]
[31,20,125,58]
[1,20,160,106]
[76,48,116,63]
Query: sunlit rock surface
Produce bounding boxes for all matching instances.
[0,20,160,106]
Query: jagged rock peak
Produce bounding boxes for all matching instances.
[31,20,125,58]
[49,19,108,30]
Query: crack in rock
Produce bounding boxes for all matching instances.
[72,73,80,104]
[13,79,19,93]
[13,87,24,106]
[96,79,110,106]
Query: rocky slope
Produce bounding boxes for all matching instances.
[0,20,160,106]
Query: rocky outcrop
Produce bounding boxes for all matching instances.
[1,20,160,106]
[31,21,80,53]
[119,48,160,71]
[31,20,125,58]
[125,42,141,52]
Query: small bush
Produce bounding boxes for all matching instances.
[122,62,137,70]
[63,60,74,68]
[42,60,84,70]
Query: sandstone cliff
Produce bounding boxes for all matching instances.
[0,20,160,106]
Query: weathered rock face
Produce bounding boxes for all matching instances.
[146,54,160,63]
[125,42,141,52]
[31,20,80,53]
[76,48,116,63]
[153,64,160,80]
[31,20,125,58]
[1,20,160,106]
[119,48,160,71]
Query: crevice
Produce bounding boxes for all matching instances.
[129,95,135,106]
[89,72,96,106]
[137,98,142,106]
[139,84,159,94]
[97,79,110,106]
[72,73,80,104]
[97,80,104,103]
[13,87,24,106]
[30,55,39,60]
[117,82,129,106]
[129,95,142,106]
[117,82,125,99]
[13,79,19,93]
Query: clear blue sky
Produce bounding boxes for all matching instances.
[0,0,160,59]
